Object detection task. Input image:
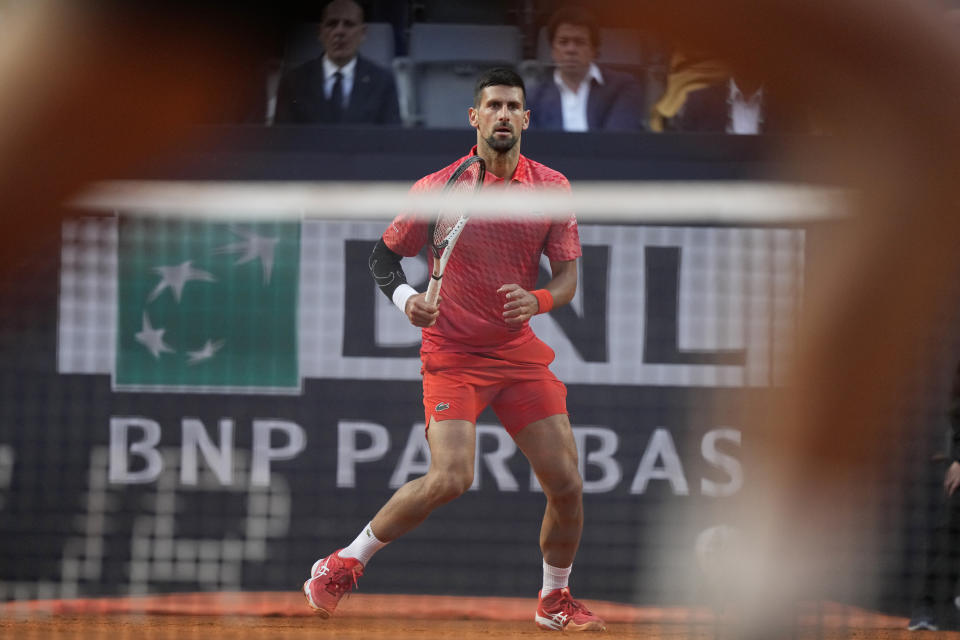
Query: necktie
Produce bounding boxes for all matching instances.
[330,71,343,122]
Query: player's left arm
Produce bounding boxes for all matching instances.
[499,258,577,325]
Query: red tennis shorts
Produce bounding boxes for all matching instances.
[420,336,568,436]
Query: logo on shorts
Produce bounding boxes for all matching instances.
[435,402,450,412]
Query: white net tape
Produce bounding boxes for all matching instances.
[72,180,850,223]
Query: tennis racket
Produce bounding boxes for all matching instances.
[424,155,485,306]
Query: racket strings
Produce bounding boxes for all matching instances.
[432,163,483,250]
[431,214,459,249]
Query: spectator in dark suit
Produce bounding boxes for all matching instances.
[275,0,400,125]
[527,7,645,132]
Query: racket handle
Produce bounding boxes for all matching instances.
[424,275,442,306]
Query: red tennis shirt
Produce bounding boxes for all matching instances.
[383,146,581,353]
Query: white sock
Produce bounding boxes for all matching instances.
[542,560,572,593]
[339,522,388,566]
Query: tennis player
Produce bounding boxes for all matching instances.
[303,67,605,632]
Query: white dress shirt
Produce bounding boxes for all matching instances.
[554,63,604,132]
[322,55,357,108]
[727,78,764,135]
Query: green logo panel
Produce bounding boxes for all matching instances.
[115,218,300,393]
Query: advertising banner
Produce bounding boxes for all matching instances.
[1,213,804,603]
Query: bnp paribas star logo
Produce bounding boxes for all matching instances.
[115,218,300,394]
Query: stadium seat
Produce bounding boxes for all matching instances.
[399,23,523,129]
[415,0,512,24]
[597,27,646,70]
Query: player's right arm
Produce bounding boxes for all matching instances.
[368,237,439,328]
[369,174,457,327]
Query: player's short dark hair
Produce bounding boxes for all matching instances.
[547,6,600,50]
[473,67,526,107]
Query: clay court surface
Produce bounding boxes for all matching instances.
[0,616,717,639]
[2,592,952,639]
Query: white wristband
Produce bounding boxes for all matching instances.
[392,284,418,314]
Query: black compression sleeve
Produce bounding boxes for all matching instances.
[369,237,408,300]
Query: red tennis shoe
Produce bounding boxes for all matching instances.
[302,549,364,618]
[535,587,606,632]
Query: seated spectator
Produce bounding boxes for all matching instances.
[527,7,645,132]
[275,0,400,125]
[650,51,802,134]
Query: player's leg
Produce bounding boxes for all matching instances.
[304,418,476,617]
[367,363,492,540]
[494,375,605,632]
[512,412,582,569]
[513,412,603,632]
[492,372,582,568]
[305,363,488,617]
[489,339,584,566]
[369,418,477,540]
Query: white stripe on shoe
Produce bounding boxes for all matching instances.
[535,613,566,630]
